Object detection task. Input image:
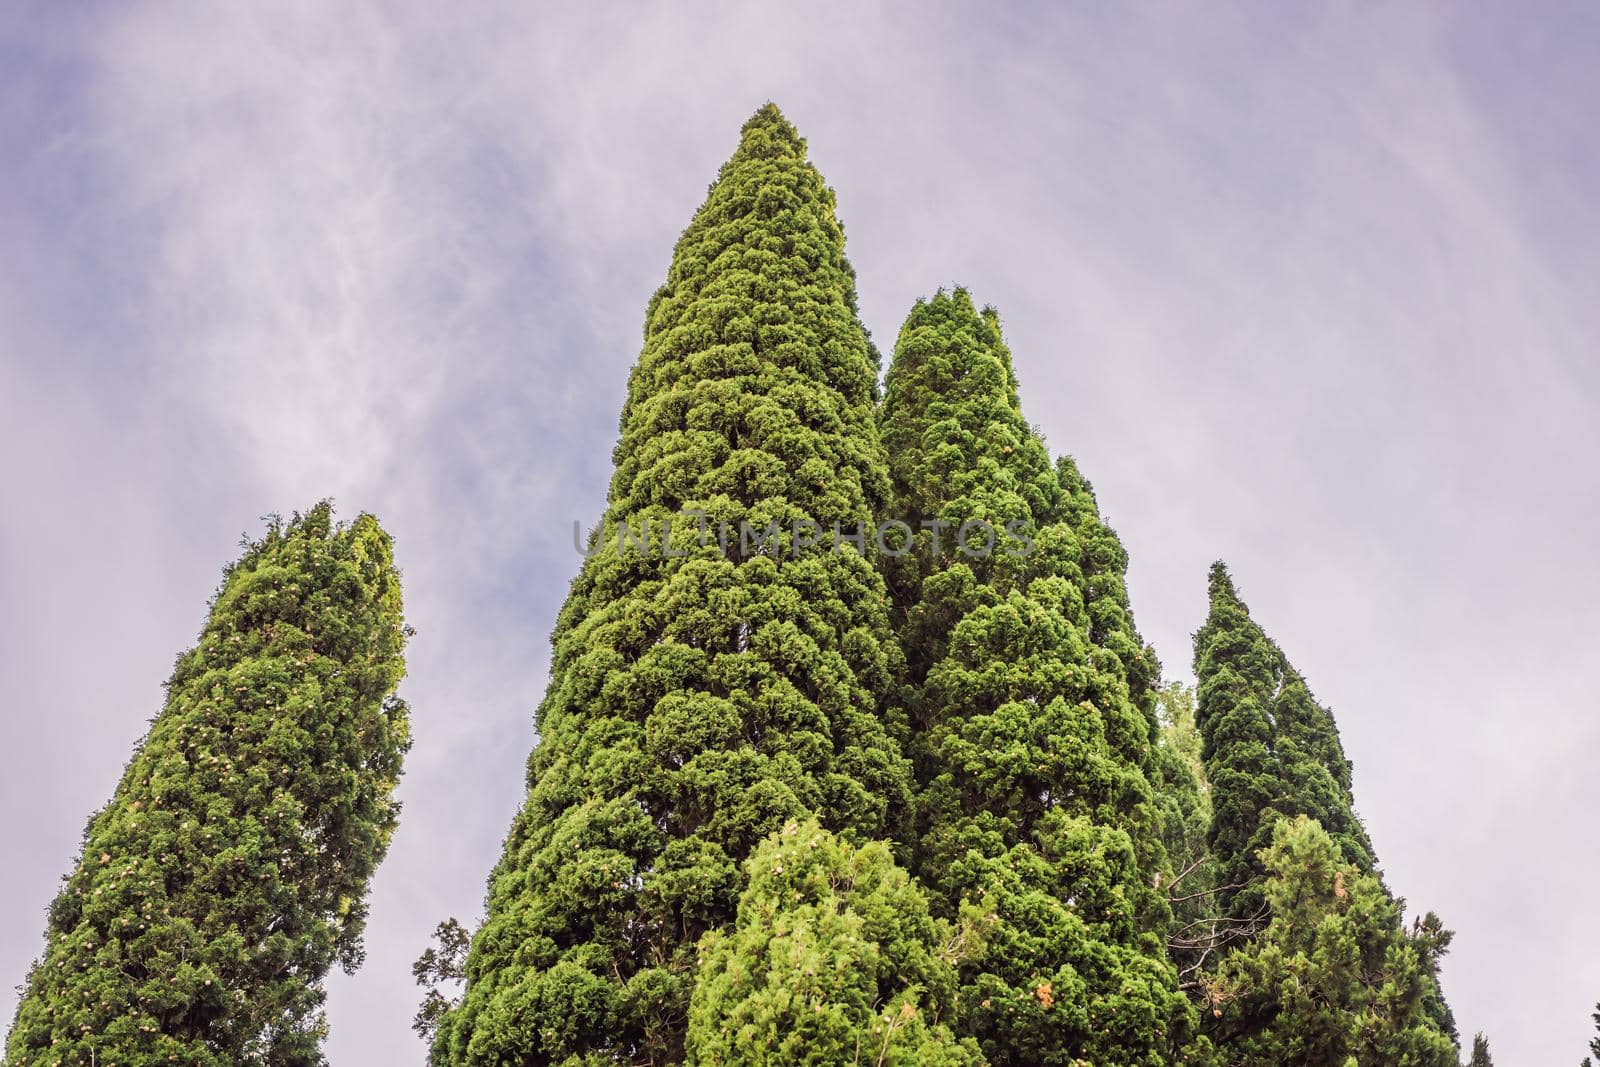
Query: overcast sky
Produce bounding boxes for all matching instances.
[3,3,1597,1064]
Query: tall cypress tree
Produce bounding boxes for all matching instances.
[1193,563,1455,1062]
[1467,1032,1493,1067]
[1192,562,1373,923]
[429,105,913,1065]
[6,503,411,1066]
[878,289,1186,1066]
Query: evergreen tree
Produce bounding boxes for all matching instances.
[1192,562,1373,924]
[1205,817,1458,1067]
[879,289,1187,1066]
[6,503,411,1066]
[1466,1032,1493,1067]
[428,105,913,1065]
[1584,999,1600,1066]
[1052,454,1164,766]
[1409,911,1460,1042]
[684,820,980,1067]
[1193,563,1456,1062]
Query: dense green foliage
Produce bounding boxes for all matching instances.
[1,101,1507,1067]
[1203,817,1458,1067]
[1192,563,1374,923]
[1192,564,1457,1064]
[878,290,1187,1066]
[428,105,913,1065]
[684,820,979,1066]
[395,105,1485,1065]
[6,503,411,1066]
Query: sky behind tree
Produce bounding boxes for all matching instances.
[2,3,1597,1063]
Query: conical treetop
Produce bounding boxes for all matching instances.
[430,107,911,1067]
[611,100,883,527]
[1194,562,1375,919]
[727,101,808,164]
[880,290,1187,1066]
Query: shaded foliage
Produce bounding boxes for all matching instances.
[1192,564,1456,1063]
[879,290,1187,1066]
[1193,562,1373,924]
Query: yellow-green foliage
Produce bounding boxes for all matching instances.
[686,820,980,1067]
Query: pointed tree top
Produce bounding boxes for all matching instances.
[731,101,807,163]
[1208,559,1239,601]
[899,286,983,332]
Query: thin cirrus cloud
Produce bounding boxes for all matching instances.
[1,3,1596,1064]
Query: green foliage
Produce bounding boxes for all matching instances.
[428,104,913,1065]
[879,290,1187,1066]
[1192,562,1373,924]
[684,820,980,1066]
[5,503,411,1066]
[1152,684,1223,983]
[1152,684,1210,888]
[1466,1031,1492,1067]
[1192,565,1457,1062]
[1203,817,1458,1067]
[1585,1000,1600,1066]
[413,919,472,1043]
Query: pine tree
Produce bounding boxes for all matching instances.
[1466,1032,1493,1067]
[1584,1000,1600,1066]
[1205,818,1458,1067]
[878,289,1186,1066]
[684,820,980,1066]
[1192,562,1373,924]
[6,503,411,1066]
[428,105,913,1065]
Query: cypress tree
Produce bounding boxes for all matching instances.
[1466,1032,1493,1067]
[1205,817,1457,1067]
[878,290,1186,1066]
[1585,1000,1600,1066]
[684,820,979,1066]
[5,503,411,1066]
[1192,562,1373,924]
[1193,564,1456,1062]
[429,105,913,1065]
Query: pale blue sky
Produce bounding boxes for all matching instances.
[3,4,1597,1063]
